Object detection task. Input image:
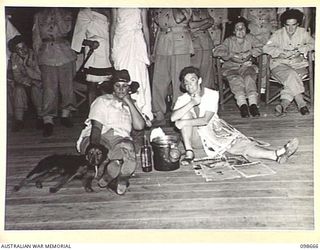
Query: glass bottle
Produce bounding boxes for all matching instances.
[140,135,153,172]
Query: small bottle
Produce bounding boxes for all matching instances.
[140,135,153,172]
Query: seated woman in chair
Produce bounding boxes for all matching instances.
[213,16,263,118]
[263,9,315,115]
[171,66,299,165]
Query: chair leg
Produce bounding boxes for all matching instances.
[308,53,314,106]
[216,59,224,110]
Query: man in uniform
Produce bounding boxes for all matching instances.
[33,7,77,137]
[241,8,278,99]
[189,9,215,89]
[8,35,43,132]
[263,9,314,115]
[151,8,194,125]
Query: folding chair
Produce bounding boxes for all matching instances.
[264,51,314,105]
[213,55,263,110]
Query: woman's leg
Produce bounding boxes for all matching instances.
[227,72,249,117]
[178,111,197,151]
[242,66,260,117]
[229,137,299,164]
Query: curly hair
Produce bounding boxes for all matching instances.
[8,35,25,53]
[232,16,250,34]
[179,66,201,92]
[280,9,304,26]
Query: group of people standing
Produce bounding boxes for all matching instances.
[6,7,314,133]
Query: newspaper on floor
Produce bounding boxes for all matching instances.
[192,154,275,181]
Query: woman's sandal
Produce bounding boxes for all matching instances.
[97,159,123,188]
[276,138,299,164]
[181,149,195,165]
[275,104,287,117]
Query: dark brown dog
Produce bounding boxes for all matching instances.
[13,154,107,193]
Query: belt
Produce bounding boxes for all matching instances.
[85,67,114,76]
[42,37,67,43]
[192,30,207,35]
[159,26,189,33]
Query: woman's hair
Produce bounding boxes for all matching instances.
[179,66,201,82]
[280,9,304,26]
[232,16,250,34]
[179,66,201,92]
[8,35,25,53]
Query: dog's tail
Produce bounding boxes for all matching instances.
[13,178,27,192]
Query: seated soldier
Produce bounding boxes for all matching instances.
[171,66,299,165]
[76,69,145,195]
[263,9,315,115]
[8,35,43,132]
[213,16,263,118]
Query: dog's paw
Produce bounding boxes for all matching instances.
[35,181,43,189]
[85,186,94,192]
[13,185,20,192]
[49,187,58,193]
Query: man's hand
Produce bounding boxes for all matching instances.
[241,51,252,61]
[31,79,42,88]
[83,40,100,50]
[90,41,100,50]
[278,52,289,59]
[85,144,108,167]
[288,49,301,59]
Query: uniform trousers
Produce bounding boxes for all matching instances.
[271,64,307,108]
[40,61,75,124]
[191,49,214,89]
[152,54,191,116]
[225,65,258,106]
[13,84,42,120]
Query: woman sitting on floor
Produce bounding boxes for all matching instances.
[171,66,299,164]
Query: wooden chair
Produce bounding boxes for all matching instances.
[264,51,314,105]
[213,55,263,110]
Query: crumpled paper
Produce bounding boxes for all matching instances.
[150,127,166,142]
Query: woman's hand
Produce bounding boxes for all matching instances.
[122,93,134,106]
[191,94,201,106]
[175,120,186,130]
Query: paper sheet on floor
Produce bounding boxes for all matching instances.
[192,155,275,181]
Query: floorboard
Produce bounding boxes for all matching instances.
[5,101,314,230]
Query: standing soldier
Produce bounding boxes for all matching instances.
[189,9,215,89]
[151,8,194,125]
[6,15,21,121]
[207,8,229,47]
[33,7,77,137]
[241,8,278,99]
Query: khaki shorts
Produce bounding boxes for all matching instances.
[79,129,137,177]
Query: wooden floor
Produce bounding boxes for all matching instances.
[5,102,314,230]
